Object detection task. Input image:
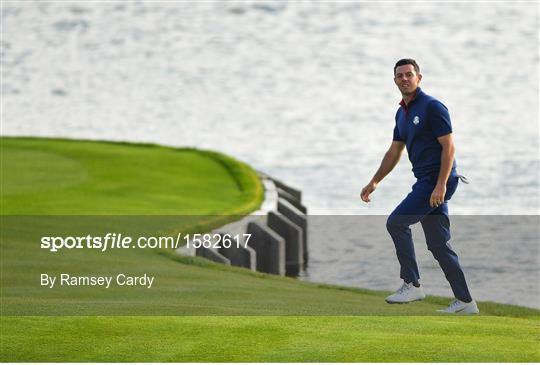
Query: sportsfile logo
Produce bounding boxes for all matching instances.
[40,232,251,252]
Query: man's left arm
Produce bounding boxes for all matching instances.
[430,133,455,207]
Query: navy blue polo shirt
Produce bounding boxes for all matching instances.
[393,87,457,178]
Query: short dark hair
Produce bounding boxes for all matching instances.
[394,59,420,75]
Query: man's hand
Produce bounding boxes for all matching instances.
[430,183,446,208]
[360,182,377,202]
[361,141,404,204]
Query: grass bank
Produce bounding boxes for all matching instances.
[1,136,263,215]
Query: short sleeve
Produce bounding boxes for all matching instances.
[393,110,403,141]
[393,124,403,141]
[427,100,453,137]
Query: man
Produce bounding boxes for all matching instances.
[360,58,479,314]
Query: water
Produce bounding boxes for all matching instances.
[305,215,539,309]
[2,1,539,308]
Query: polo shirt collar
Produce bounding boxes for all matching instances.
[399,87,422,108]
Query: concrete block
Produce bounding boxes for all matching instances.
[267,211,303,276]
[196,246,231,265]
[246,222,286,276]
[273,179,302,202]
[216,232,257,271]
[176,243,196,257]
[277,187,307,214]
[277,199,308,268]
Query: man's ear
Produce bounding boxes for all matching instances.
[417,73,422,82]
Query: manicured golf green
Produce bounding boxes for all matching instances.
[1,137,539,362]
[2,315,539,362]
[1,137,262,215]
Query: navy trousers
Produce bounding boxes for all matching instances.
[386,172,472,302]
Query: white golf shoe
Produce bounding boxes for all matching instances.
[437,299,479,314]
[385,281,426,304]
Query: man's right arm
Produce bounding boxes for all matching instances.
[360,141,405,202]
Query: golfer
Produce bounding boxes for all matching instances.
[360,59,479,314]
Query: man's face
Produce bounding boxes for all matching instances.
[394,64,422,95]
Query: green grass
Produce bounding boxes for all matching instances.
[1,136,263,215]
[1,137,539,362]
[2,316,539,362]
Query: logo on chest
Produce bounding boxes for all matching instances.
[413,116,420,125]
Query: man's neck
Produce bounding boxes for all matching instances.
[402,90,416,106]
[401,88,418,106]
